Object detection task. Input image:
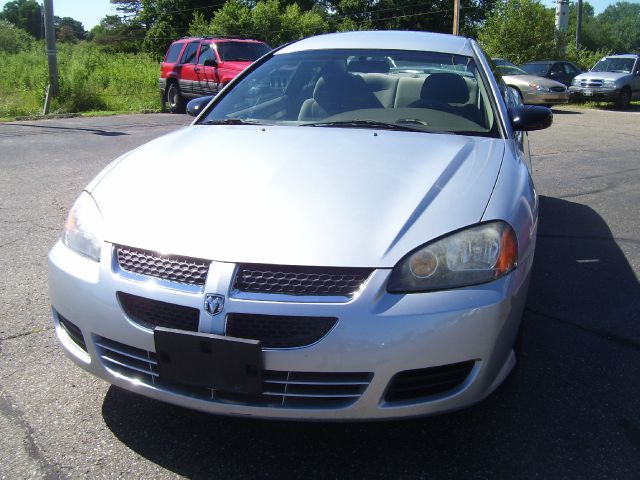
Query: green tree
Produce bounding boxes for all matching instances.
[478,0,557,64]
[90,15,146,53]
[596,1,640,53]
[0,0,42,39]
[198,0,328,46]
[55,16,86,42]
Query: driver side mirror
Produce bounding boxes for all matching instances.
[509,105,553,131]
[203,58,218,68]
[186,95,215,117]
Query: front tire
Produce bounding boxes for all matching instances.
[166,82,185,114]
[615,88,631,110]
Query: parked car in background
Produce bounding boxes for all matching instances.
[520,60,582,87]
[493,59,569,106]
[50,30,553,421]
[569,54,640,109]
[159,36,271,113]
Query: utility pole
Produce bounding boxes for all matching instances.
[555,0,569,56]
[452,0,460,35]
[576,0,583,49]
[43,0,59,114]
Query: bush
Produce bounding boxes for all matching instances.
[0,19,35,54]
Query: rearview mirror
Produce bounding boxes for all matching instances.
[186,95,215,117]
[509,105,553,131]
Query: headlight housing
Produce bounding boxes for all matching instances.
[62,191,104,261]
[529,83,551,92]
[387,222,518,293]
[603,79,616,88]
[571,77,581,86]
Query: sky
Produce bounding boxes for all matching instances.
[1,0,639,30]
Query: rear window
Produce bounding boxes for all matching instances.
[521,63,550,76]
[180,42,199,64]
[165,42,184,63]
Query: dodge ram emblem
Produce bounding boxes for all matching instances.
[204,294,225,316]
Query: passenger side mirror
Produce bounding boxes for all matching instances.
[509,105,553,131]
[186,95,215,117]
[204,58,218,68]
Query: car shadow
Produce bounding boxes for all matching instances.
[4,123,128,136]
[550,107,582,114]
[101,196,640,478]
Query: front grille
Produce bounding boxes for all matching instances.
[550,86,566,92]
[95,336,371,409]
[579,79,603,87]
[115,245,210,286]
[57,313,88,353]
[385,360,475,402]
[117,292,199,331]
[234,264,373,297]
[226,313,337,348]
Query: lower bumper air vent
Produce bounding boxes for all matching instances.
[117,292,199,331]
[57,313,88,353]
[95,336,372,409]
[225,313,337,348]
[385,360,475,402]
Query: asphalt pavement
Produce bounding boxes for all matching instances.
[0,108,638,479]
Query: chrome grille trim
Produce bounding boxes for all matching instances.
[94,336,372,408]
[114,245,210,287]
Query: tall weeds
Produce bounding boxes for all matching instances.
[0,42,159,117]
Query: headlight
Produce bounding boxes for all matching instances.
[571,77,580,86]
[529,83,551,92]
[62,191,104,261]
[603,79,616,88]
[387,222,518,293]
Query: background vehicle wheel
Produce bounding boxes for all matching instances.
[615,88,631,110]
[166,82,185,114]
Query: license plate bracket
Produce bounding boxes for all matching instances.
[154,327,262,395]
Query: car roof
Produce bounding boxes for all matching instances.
[174,37,265,44]
[278,31,475,57]
[603,54,639,59]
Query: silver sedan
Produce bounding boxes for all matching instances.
[48,31,552,420]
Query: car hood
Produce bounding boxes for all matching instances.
[574,72,630,81]
[502,74,566,88]
[90,125,505,268]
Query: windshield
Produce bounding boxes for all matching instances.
[201,49,499,137]
[496,65,527,76]
[217,41,271,62]
[521,63,550,76]
[591,57,635,73]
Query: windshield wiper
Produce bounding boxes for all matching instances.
[200,118,269,126]
[301,119,451,134]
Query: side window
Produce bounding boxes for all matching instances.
[165,42,184,63]
[180,41,199,64]
[551,63,564,75]
[198,43,216,65]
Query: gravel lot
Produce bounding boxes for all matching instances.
[0,108,638,479]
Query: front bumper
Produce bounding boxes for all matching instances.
[48,240,530,420]
[569,86,618,101]
[522,90,569,105]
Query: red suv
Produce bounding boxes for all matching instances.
[159,36,271,113]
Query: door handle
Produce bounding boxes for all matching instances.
[194,67,200,73]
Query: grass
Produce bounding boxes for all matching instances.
[0,41,161,118]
